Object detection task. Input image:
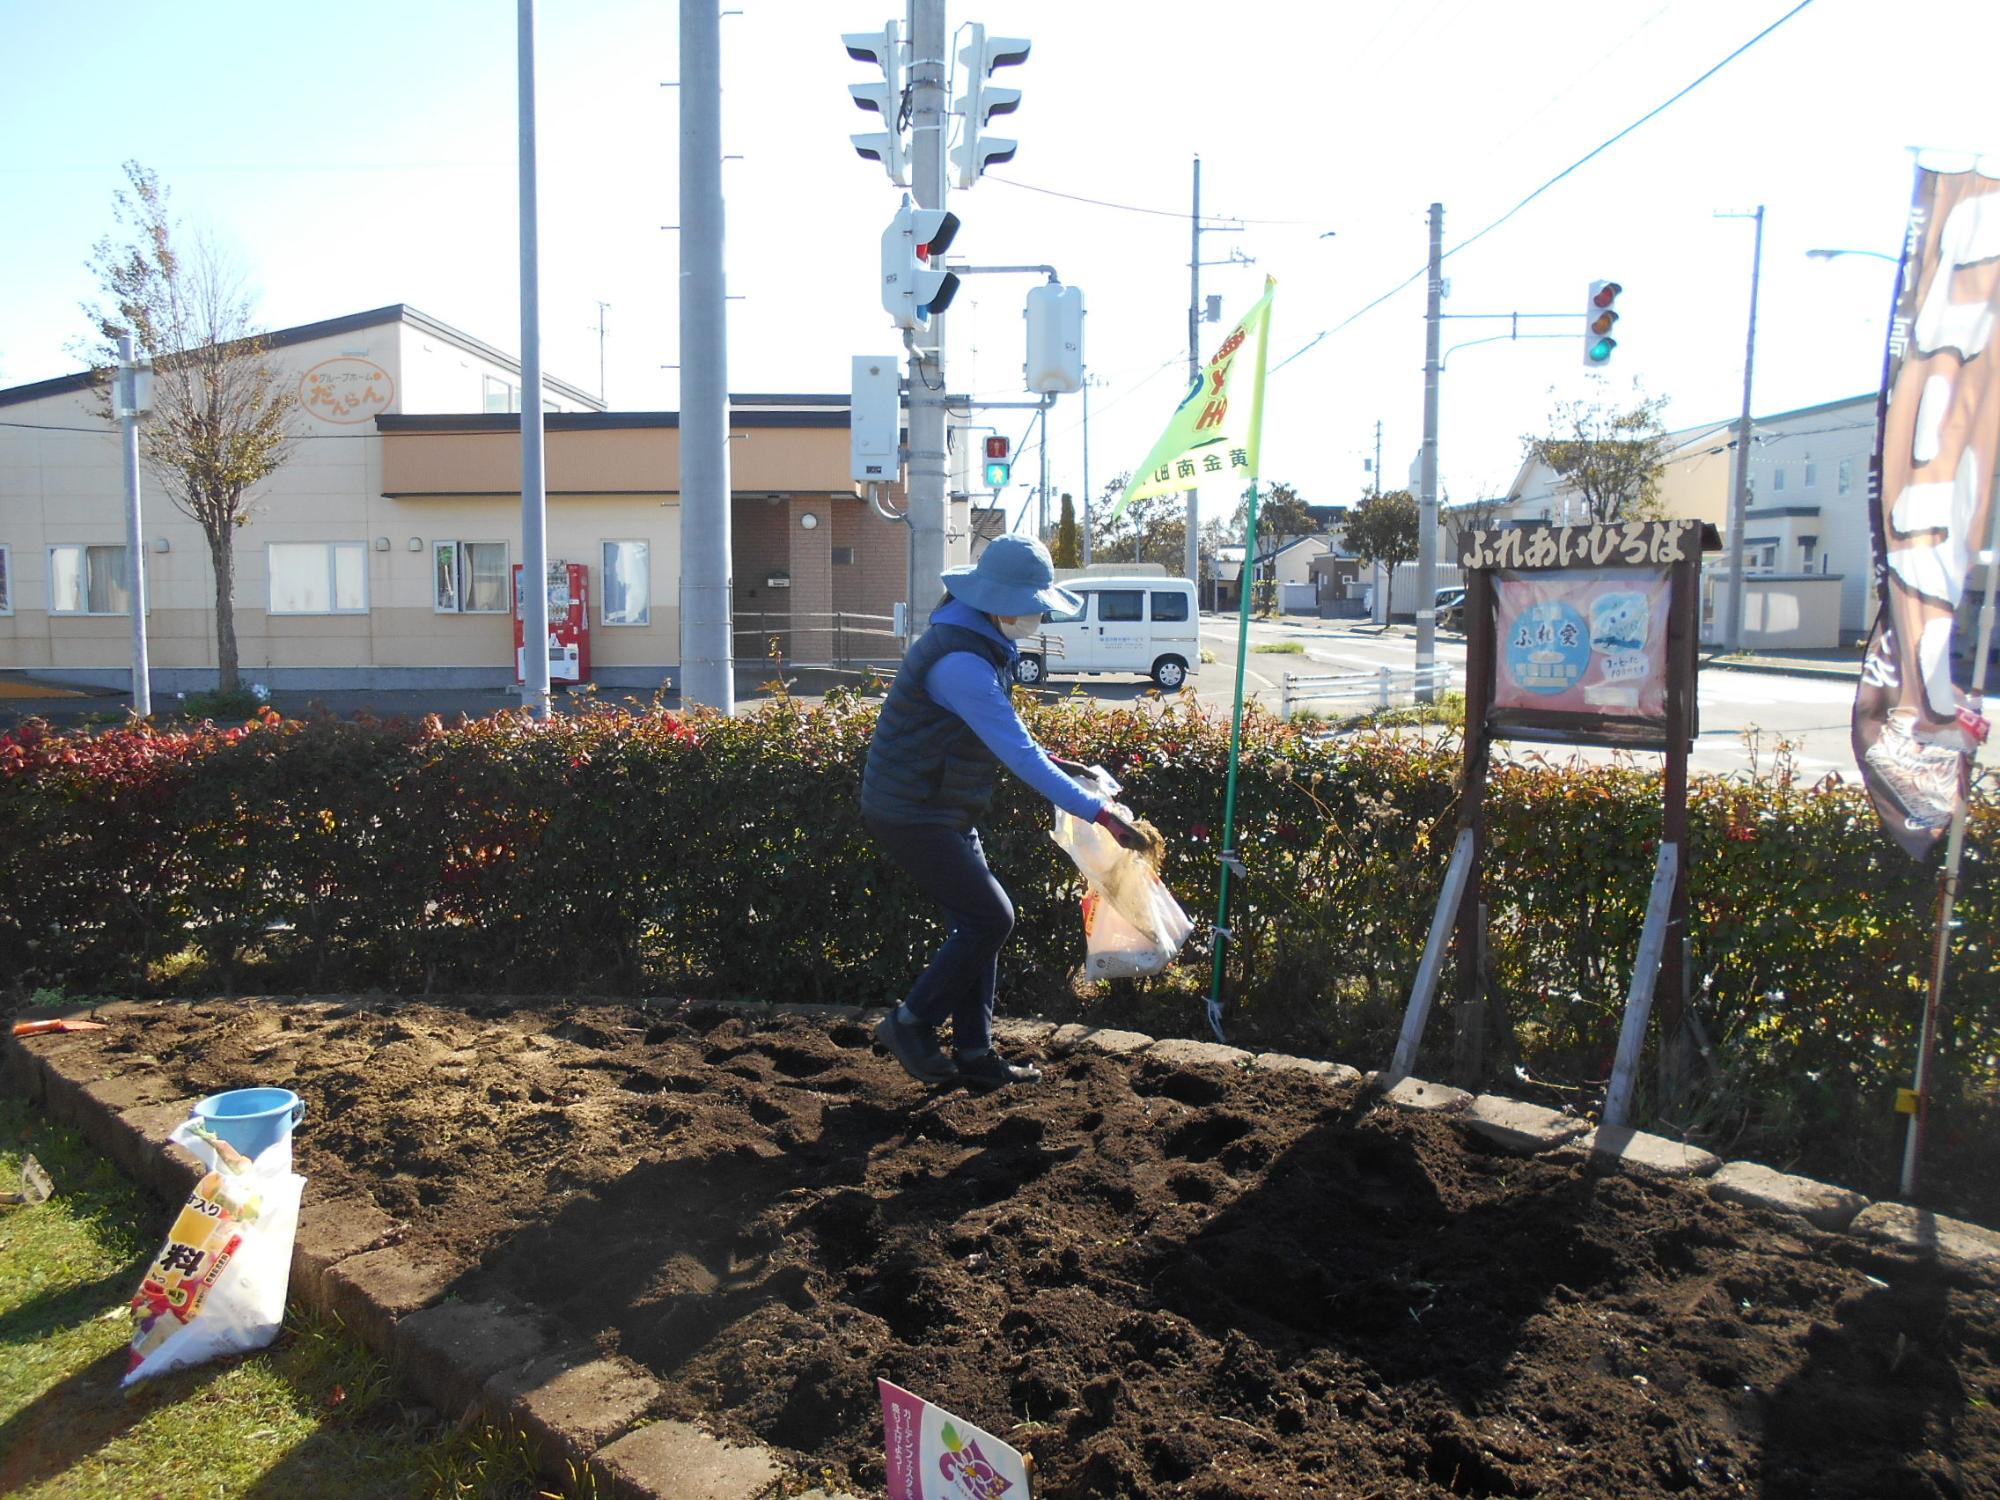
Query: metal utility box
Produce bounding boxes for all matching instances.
[850,355,902,482]
[1024,283,1085,393]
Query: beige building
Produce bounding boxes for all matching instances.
[0,306,925,692]
[1474,394,1878,648]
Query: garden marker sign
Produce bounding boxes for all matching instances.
[1389,520,1717,1127]
[879,1379,1032,1499]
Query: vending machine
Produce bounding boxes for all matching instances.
[513,561,591,685]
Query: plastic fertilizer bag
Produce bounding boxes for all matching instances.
[124,1121,305,1387]
[1051,766,1195,980]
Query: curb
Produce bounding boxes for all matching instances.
[6,997,1998,1498]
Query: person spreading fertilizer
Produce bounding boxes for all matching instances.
[862,535,1152,1090]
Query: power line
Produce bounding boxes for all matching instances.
[1270,0,1819,373]
[987,175,1323,227]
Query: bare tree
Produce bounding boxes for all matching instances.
[1522,385,1672,523]
[82,161,298,694]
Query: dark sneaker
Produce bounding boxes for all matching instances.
[956,1050,1043,1091]
[875,1012,958,1085]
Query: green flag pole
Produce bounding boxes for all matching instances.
[1205,480,1259,1042]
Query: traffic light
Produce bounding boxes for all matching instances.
[880,199,961,330]
[1583,279,1621,367]
[950,24,1029,188]
[843,23,908,185]
[984,435,1011,488]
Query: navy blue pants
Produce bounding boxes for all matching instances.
[865,815,1015,1052]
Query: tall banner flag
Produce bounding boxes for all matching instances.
[1853,156,2000,859]
[1107,277,1277,524]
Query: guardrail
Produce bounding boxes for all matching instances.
[733,611,900,671]
[1279,662,1459,719]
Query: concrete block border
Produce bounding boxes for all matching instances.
[7,994,1996,1500]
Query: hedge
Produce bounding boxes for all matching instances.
[1,692,1994,1198]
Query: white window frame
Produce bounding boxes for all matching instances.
[0,544,11,615]
[1770,466,1787,492]
[599,539,651,626]
[1803,461,1818,489]
[433,539,511,614]
[47,542,132,616]
[482,374,517,414]
[1837,457,1854,495]
[266,541,369,615]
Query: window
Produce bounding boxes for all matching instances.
[601,540,650,626]
[433,540,509,613]
[1097,590,1144,623]
[48,544,130,615]
[1838,458,1854,495]
[482,375,517,414]
[1150,589,1189,622]
[831,547,855,566]
[1771,467,1787,492]
[1800,537,1817,569]
[0,545,10,614]
[268,542,367,614]
[1803,461,1818,488]
[1043,591,1088,624]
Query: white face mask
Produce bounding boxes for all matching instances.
[995,614,1043,641]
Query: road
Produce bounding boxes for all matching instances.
[1028,614,1876,782]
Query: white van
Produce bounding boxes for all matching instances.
[1016,576,1201,690]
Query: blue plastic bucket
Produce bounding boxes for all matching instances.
[191,1088,305,1164]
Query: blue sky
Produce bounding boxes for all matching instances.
[3,0,1993,532]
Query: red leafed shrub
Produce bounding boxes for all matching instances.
[1,694,1994,1201]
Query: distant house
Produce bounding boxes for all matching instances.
[1214,534,1334,613]
[0,304,950,692]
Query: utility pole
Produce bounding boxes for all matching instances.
[517,0,551,721]
[116,333,151,717]
[677,0,733,709]
[1187,155,1202,591]
[1373,419,1383,492]
[1081,372,1094,566]
[593,300,610,405]
[904,0,951,637]
[1416,202,1443,702]
[1722,205,1764,653]
[1188,156,1250,596]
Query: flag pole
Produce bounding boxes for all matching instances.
[1206,479,1260,1041]
[1900,490,2000,1198]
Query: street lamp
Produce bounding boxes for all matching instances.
[1716,206,1765,652]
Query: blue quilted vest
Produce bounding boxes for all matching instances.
[861,622,1015,829]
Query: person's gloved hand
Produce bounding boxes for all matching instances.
[1095,805,1152,852]
[1050,756,1095,782]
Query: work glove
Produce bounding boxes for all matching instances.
[1095,805,1152,853]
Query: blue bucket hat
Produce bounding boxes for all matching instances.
[940,535,1082,618]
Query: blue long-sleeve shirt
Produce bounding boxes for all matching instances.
[924,599,1108,824]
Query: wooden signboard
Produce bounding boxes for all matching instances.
[1391,520,1718,1126]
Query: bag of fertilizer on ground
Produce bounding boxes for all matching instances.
[1051,766,1195,980]
[124,1121,305,1387]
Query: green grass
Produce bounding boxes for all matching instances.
[1250,641,1305,654]
[0,1093,588,1500]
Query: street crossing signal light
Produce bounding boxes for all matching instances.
[984,435,1011,487]
[1583,279,1621,367]
[950,23,1030,188]
[880,200,962,330]
[844,23,909,185]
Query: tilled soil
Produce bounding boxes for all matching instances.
[92,996,2000,1498]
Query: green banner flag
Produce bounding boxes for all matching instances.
[1107,277,1276,525]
